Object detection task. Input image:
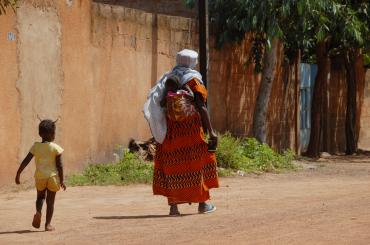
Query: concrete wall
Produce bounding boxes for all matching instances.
[359,70,370,150]
[0,0,198,187]
[17,2,63,162]
[0,9,20,185]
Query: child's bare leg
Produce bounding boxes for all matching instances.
[36,190,46,213]
[45,189,56,231]
[32,190,46,228]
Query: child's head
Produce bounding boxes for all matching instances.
[165,75,180,93]
[39,120,56,142]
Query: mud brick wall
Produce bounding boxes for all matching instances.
[359,70,370,150]
[93,0,197,18]
[209,36,299,152]
[326,59,348,153]
[323,56,366,154]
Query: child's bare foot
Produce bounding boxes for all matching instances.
[45,224,55,231]
[32,212,42,229]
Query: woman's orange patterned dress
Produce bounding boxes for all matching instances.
[153,79,219,204]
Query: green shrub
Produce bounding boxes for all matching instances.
[216,133,248,170]
[67,134,296,186]
[216,133,296,174]
[67,152,153,186]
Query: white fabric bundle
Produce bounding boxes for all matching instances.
[143,49,203,143]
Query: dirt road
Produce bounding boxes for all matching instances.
[1,156,370,245]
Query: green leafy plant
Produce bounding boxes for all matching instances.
[216,133,247,170]
[364,53,370,68]
[67,152,153,186]
[184,0,196,9]
[216,133,296,174]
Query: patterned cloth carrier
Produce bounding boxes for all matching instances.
[166,90,197,121]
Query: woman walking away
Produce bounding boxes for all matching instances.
[144,49,219,216]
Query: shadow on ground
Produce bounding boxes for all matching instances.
[94,214,195,220]
[0,230,43,235]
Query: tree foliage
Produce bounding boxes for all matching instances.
[186,0,333,69]
[365,53,370,67]
[0,0,18,15]
[186,0,370,64]
[208,0,304,70]
[314,1,369,55]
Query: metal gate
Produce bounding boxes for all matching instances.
[300,63,318,152]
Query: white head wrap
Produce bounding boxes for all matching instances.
[143,49,204,143]
[176,49,198,69]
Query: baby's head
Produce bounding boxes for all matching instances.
[165,75,180,93]
[39,119,56,142]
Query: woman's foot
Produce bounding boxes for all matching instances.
[198,202,216,214]
[45,224,55,231]
[32,212,42,229]
[169,204,180,216]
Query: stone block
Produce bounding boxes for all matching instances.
[158,15,170,29]
[99,3,112,18]
[124,7,135,21]
[145,14,154,25]
[111,5,125,20]
[136,11,148,25]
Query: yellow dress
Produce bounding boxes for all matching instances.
[30,142,64,192]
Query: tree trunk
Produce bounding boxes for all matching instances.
[306,41,330,158]
[253,38,281,143]
[344,49,359,154]
[354,51,366,144]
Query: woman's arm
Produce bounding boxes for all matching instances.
[15,153,33,184]
[56,155,66,190]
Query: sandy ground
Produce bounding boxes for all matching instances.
[1,156,370,245]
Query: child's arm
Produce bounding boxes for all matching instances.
[56,155,66,191]
[194,93,218,151]
[15,153,34,184]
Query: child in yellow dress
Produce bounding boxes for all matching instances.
[15,119,66,231]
